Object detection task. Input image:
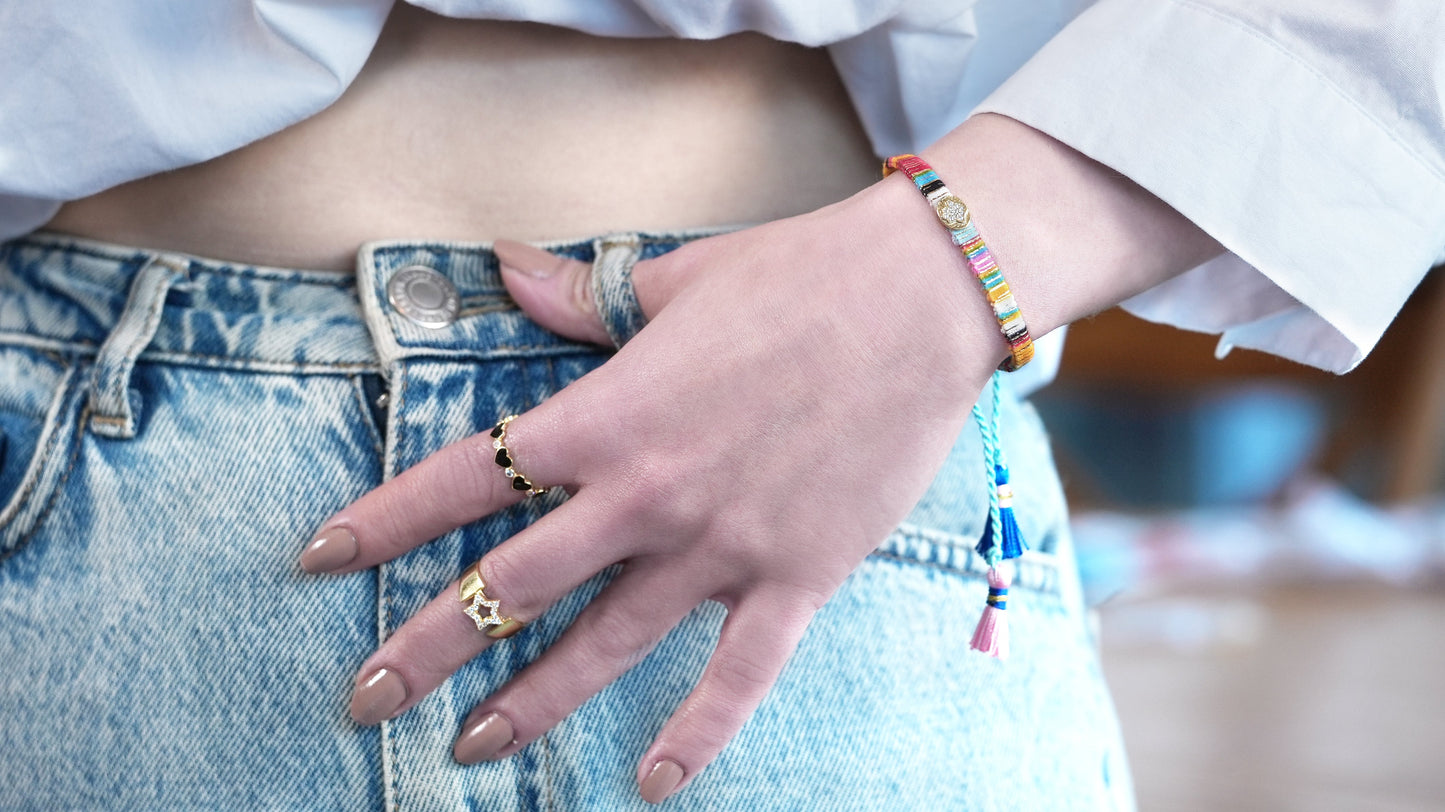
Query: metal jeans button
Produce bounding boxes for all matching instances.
[387,266,460,328]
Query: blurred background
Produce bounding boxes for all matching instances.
[1035,272,1445,812]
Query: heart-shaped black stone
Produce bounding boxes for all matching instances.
[511,477,531,491]
[490,424,504,438]
[495,448,512,467]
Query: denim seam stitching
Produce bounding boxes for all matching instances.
[867,550,1062,598]
[350,375,386,461]
[0,364,80,530]
[2,336,384,373]
[0,400,89,566]
[869,549,980,579]
[381,363,409,812]
[139,351,380,373]
[0,333,98,356]
[382,627,400,812]
[392,363,409,483]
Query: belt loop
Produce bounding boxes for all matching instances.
[590,233,646,348]
[88,255,189,439]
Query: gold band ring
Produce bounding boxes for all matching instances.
[459,563,525,639]
[491,415,548,496]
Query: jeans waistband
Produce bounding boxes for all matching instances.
[2,229,720,438]
[3,232,377,372]
[0,230,732,371]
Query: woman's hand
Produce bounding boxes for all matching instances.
[301,176,1006,803]
[300,114,1221,804]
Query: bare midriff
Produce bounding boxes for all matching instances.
[45,4,880,272]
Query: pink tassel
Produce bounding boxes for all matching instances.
[970,566,1011,660]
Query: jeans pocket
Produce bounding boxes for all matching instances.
[0,346,88,559]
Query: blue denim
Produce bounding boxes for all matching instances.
[0,231,1133,810]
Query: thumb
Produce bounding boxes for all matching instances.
[494,239,615,346]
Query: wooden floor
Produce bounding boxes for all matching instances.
[1099,583,1445,811]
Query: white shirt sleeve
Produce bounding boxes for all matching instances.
[975,0,1445,373]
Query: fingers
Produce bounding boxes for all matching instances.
[346,494,629,724]
[454,582,814,807]
[453,563,704,763]
[636,599,813,804]
[301,411,574,575]
[495,239,614,346]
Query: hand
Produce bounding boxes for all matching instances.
[301,177,1006,803]
[300,113,1221,804]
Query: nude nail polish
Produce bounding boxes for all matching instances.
[350,668,407,726]
[639,759,683,804]
[300,527,357,573]
[453,712,515,764]
[494,239,563,279]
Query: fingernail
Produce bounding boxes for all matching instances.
[300,527,357,573]
[494,239,563,279]
[350,668,408,726]
[639,759,684,804]
[453,712,515,764]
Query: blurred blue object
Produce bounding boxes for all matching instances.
[1193,386,1326,503]
[1036,382,1327,508]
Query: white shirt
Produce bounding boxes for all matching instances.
[1,0,1442,375]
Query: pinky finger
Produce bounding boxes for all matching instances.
[636,600,813,805]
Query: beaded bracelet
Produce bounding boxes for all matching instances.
[883,154,1032,659]
[883,154,1034,372]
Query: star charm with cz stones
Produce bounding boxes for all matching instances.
[464,591,506,631]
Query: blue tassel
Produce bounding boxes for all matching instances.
[975,509,998,560]
[976,465,1027,561]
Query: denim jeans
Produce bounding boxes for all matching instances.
[0,231,1133,810]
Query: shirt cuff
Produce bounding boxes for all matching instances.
[974,0,1445,373]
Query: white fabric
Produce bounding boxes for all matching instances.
[978,0,1445,372]
[1,1,1442,374]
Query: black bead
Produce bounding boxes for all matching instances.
[511,477,531,491]
[920,179,945,195]
[495,448,512,467]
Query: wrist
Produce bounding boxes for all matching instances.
[838,170,1014,393]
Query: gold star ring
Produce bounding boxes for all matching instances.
[459,563,525,639]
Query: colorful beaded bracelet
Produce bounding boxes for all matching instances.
[882,154,1034,372]
[883,154,1033,658]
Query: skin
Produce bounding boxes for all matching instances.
[309,113,1223,802]
[47,10,879,271]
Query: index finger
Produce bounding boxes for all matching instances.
[299,411,576,574]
